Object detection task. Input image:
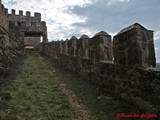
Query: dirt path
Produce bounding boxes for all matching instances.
[0,52,92,120]
[59,81,93,120]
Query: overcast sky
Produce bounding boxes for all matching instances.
[2,0,160,62]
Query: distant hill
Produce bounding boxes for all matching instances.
[156,63,160,69]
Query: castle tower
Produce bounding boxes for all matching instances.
[113,23,156,68]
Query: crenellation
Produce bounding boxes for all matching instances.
[34,12,41,21]
[41,21,46,28]
[62,39,69,55]
[26,11,31,16]
[5,8,8,15]
[0,4,9,30]
[77,35,89,58]
[1,4,6,15]
[113,23,156,68]
[39,23,156,69]
[1,0,159,114]
[37,23,159,113]
[19,10,23,15]
[0,2,48,47]
[68,36,78,56]
[90,31,113,62]
[12,9,15,14]
[1,3,4,11]
[1,3,4,9]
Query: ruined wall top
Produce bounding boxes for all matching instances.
[113,23,156,68]
[8,9,41,17]
[115,23,153,36]
[93,31,110,38]
[80,35,89,39]
[41,23,156,68]
[7,9,42,23]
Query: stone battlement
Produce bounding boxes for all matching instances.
[39,23,156,68]
[8,9,41,18]
[0,1,48,47]
[0,3,9,30]
[37,23,160,113]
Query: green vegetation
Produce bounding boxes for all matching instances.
[0,52,116,120]
[0,52,75,120]
[49,59,117,120]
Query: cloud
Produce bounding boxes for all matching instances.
[3,0,96,40]
[2,0,160,62]
[155,47,160,63]
[7,0,17,5]
[154,30,160,41]
[4,0,160,40]
[106,0,130,6]
[69,0,160,33]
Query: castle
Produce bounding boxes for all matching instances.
[0,0,160,114]
[0,0,156,68]
[38,23,160,113]
[0,0,47,48]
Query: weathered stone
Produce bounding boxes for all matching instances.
[90,31,113,62]
[0,3,9,31]
[113,23,156,68]
[24,37,40,47]
[62,39,69,55]
[0,26,24,78]
[0,2,48,49]
[68,36,78,56]
[77,34,89,58]
[55,41,62,54]
[37,24,160,113]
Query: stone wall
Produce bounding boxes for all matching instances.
[0,1,48,48]
[8,10,48,46]
[0,26,24,79]
[0,3,8,31]
[37,23,160,113]
[113,23,156,68]
[24,37,41,46]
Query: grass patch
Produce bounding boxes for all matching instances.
[0,52,118,120]
[0,52,76,120]
[48,57,118,120]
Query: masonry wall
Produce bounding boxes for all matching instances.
[0,2,24,80]
[7,9,48,46]
[24,37,41,46]
[0,2,8,31]
[113,23,156,68]
[37,25,160,113]
[0,26,24,79]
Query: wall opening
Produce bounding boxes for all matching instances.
[40,36,43,43]
[18,22,21,26]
